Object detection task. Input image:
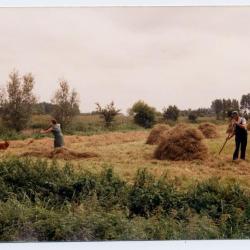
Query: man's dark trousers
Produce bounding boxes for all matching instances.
[233,133,248,160]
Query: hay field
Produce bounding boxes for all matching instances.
[1,124,250,190]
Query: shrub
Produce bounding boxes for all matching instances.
[128,169,180,217]
[96,168,128,209]
[96,102,121,128]
[0,158,249,240]
[188,111,198,122]
[163,105,180,121]
[130,101,156,128]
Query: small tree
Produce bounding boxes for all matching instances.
[240,93,250,113]
[211,99,223,120]
[129,100,156,128]
[188,111,198,122]
[96,101,121,127]
[51,80,80,129]
[163,105,180,121]
[0,71,36,131]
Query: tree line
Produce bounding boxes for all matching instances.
[0,71,80,131]
[1,70,250,131]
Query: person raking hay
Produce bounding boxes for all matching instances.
[40,119,64,148]
[226,111,248,161]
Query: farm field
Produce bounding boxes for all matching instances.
[2,123,250,190]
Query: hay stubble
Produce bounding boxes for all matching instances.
[1,126,250,189]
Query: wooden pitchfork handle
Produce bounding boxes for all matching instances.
[219,138,229,155]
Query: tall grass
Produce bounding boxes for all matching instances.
[0,157,249,241]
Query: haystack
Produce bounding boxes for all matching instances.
[198,122,219,139]
[174,123,190,130]
[146,124,170,145]
[154,127,208,161]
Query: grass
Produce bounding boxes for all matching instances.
[1,122,250,191]
[0,158,249,241]
[0,115,250,241]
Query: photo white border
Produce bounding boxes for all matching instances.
[0,0,250,249]
[1,0,250,7]
[1,240,250,249]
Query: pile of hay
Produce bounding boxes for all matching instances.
[146,124,170,145]
[154,127,208,161]
[198,122,219,139]
[20,147,98,160]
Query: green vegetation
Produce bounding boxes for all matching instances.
[95,101,121,128]
[0,158,249,241]
[129,100,156,128]
[0,71,36,131]
[188,111,198,122]
[51,80,80,129]
[163,105,180,122]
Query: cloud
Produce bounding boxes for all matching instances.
[0,7,250,112]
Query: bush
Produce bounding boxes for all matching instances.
[163,105,180,121]
[130,101,156,128]
[96,168,128,209]
[128,169,181,217]
[96,102,121,128]
[188,111,198,122]
[0,158,249,240]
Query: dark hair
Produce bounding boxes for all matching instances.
[51,119,57,125]
[232,111,239,116]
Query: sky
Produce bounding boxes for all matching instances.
[1,7,250,113]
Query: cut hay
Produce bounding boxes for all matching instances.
[20,147,98,160]
[154,127,208,161]
[174,123,190,130]
[198,122,219,139]
[10,138,34,148]
[146,124,170,145]
[51,147,98,160]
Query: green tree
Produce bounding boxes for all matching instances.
[212,98,239,120]
[240,94,250,113]
[0,70,36,131]
[96,101,121,127]
[188,111,198,122]
[231,99,239,111]
[33,102,57,115]
[129,100,156,128]
[162,105,180,121]
[51,80,80,129]
[195,108,212,117]
[211,99,223,120]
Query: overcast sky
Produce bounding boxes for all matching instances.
[1,7,250,113]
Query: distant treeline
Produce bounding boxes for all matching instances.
[1,70,250,132]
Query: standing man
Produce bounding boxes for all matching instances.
[227,111,248,160]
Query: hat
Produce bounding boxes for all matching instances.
[232,111,238,116]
